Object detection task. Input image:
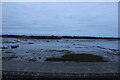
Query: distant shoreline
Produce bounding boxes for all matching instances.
[1,35,120,39]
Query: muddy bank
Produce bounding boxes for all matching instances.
[2,37,119,62]
[1,37,119,79]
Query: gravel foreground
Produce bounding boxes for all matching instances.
[2,71,119,80]
[1,61,119,80]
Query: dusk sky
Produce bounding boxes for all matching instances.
[2,2,118,37]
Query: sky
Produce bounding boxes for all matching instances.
[2,2,118,37]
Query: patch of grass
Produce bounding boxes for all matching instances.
[75,47,88,48]
[0,47,8,49]
[4,51,12,53]
[45,54,107,62]
[2,55,18,60]
[48,50,72,53]
[26,58,37,61]
[11,45,19,49]
[75,47,83,48]
[96,46,106,49]
[109,49,120,51]
[4,41,19,43]
[113,53,120,55]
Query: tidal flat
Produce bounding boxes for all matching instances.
[1,37,119,62]
[1,37,119,79]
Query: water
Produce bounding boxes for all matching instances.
[2,38,119,62]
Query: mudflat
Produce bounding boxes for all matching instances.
[1,37,119,79]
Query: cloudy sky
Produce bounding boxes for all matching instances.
[2,2,118,37]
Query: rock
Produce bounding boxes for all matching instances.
[1,46,8,49]
[33,53,35,54]
[113,53,120,55]
[14,40,20,42]
[38,57,41,59]
[24,39,27,41]
[28,42,34,44]
[11,45,19,48]
[46,41,50,42]
[28,58,37,61]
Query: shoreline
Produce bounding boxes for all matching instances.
[1,35,120,39]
